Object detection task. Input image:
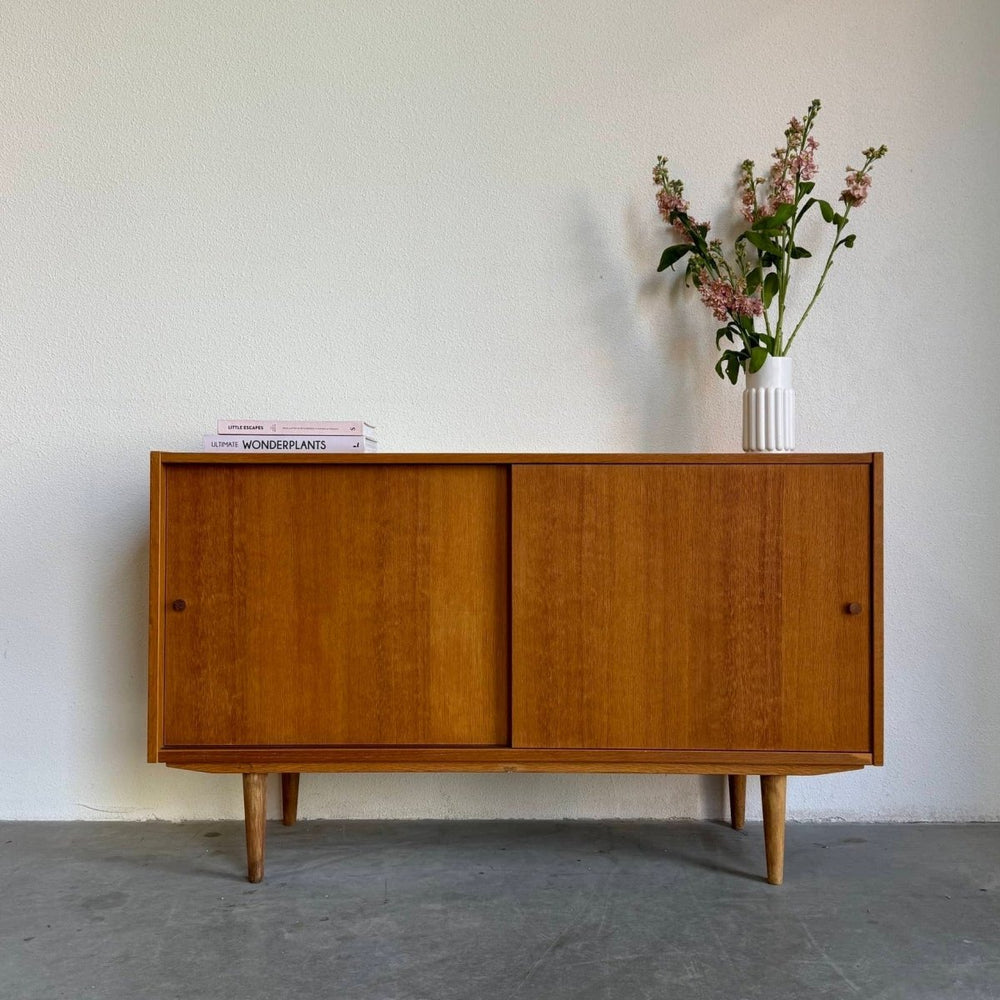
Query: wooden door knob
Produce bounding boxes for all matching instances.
[846,602,862,615]
[171,598,187,612]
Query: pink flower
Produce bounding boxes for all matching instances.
[766,184,794,214]
[766,121,820,214]
[698,278,763,323]
[657,187,711,239]
[735,292,764,318]
[791,136,819,181]
[841,167,872,207]
[698,280,731,322]
[768,147,796,211]
[656,187,688,222]
[738,159,764,223]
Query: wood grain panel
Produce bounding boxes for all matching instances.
[159,746,870,773]
[761,774,787,884]
[162,463,508,746]
[777,465,872,750]
[871,453,884,764]
[511,464,871,751]
[148,453,167,761]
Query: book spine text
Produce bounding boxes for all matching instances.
[203,435,378,453]
[217,420,375,436]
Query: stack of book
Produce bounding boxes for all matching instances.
[203,420,378,453]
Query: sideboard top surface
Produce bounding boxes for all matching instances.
[153,452,879,466]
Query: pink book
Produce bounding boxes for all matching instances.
[218,420,375,436]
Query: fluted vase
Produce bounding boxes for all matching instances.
[742,355,795,452]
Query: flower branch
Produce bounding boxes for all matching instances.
[654,102,887,383]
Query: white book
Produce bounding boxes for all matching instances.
[217,419,375,436]
[204,435,378,453]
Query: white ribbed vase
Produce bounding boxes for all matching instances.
[742,355,795,452]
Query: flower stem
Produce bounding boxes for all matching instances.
[782,216,847,355]
[782,145,887,355]
[775,228,788,354]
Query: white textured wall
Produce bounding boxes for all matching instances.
[1,0,998,822]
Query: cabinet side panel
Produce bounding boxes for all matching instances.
[162,463,508,746]
[147,453,166,762]
[871,453,884,763]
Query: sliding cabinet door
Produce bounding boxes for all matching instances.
[162,463,509,746]
[511,463,872,751]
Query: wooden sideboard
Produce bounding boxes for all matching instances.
[149,452,882,884]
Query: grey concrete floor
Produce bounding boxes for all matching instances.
[1,821,998,1000]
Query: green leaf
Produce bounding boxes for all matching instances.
[795,197,816,224]
[749,346,769,373]
[789,245,812,259]
[753,202,795,230]
[726,354,741,385]
[714,357,726,380]
[657,244,694,272]
[745,267,762,294]
[799,181,815,195]
[832,212,847,227]
[715,327,734,348]
[758,333,774,352]
[677,215,710,255]
[819,200,835,223]
[745,231,784,256]
[762,272,780,308]
[770,202,796,226]
[839,233,857,248]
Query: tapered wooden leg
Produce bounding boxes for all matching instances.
[728,775,746,830]
[281,773,300,826]
[760,774,787,885]
[242,772,267,883]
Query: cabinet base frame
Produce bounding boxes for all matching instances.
[160,748,870,774]
[180,762,864,885]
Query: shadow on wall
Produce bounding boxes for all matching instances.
[83,503,154,817]
[565,193,722,452]
[65,461,170,819]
